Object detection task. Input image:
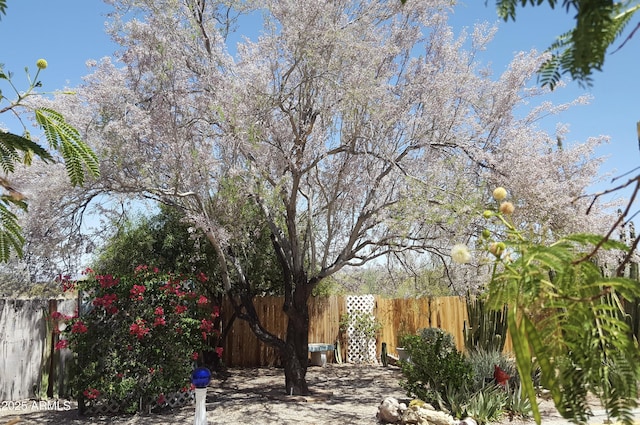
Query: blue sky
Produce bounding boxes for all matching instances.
[1,0,638,200]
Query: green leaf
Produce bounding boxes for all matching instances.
[34,107,100,186]
[508,306,541,425]
[0,202,24,261]
[0,131,54,172]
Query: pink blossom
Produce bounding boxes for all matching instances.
[130,284,146,301]
[71,321,88,334]
[55,340,69,350]
[83,388,100,400]
[129,319,150,339]
[96,274,119,288]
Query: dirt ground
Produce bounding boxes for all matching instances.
[0,364,631,425]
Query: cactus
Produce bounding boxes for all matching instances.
[463,291,508,353]
[621,222,640,341]
[381,342,388,366]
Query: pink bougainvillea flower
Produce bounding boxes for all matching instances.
[215,347,224,358]
[174,304,188,314]
[96,274,119,288]
[55,340,69,350]
[157,394,166,405]
[129,319,150,339]
[71,321,88,334]
[130,284,146,301]
[197,295,209,305]
[83,388,100,400]
[200,319,214,333]
[192,351,199,360]
[211,305,220,318]
[153,316,166,327]
[134,264,149,273]
[197,272,208,283]
[154,306,164,315]
[93,293,119,314]
[51,311,67,320]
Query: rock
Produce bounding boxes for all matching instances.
[400,404,457,425]
[458,417,478,425]
[377,397,404,423]
[418,408,457,425]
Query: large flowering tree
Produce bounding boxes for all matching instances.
[51,0,614,395]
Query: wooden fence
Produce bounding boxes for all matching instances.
[1,295,508,401]
[221,295,511,367]
[0,298,75,402]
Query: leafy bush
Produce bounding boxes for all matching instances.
[57,266,221,413]
[399,328,473,410]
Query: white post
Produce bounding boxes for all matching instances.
[191,366,211,425]
[193,387,207,425]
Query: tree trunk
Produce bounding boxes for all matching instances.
[281,286,311,395]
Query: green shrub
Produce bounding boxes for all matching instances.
[58,266,221,413]
[399,328,473,410]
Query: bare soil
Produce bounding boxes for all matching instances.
[0,364,623,425]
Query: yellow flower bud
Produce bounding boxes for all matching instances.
[492,187,507,201]
[483,210,493,219]
[482,229,491,239]
[499,201,515,215]
[36,58,48,70]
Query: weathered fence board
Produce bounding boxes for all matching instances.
[0,298,75,401]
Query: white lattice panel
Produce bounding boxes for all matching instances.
[346,295,377,364]
[83,390,194,415]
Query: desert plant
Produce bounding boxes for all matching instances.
[467,348,518,391]
[465,385,509,425]
[399,329,473,410]
[506,383,532,419]
[464,291,508,352]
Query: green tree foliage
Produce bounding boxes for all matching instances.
[93,204,282,297]
[93,205,219,277]
[399,328,474,411]
[493,0,640,88]
[483,198,640,425]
